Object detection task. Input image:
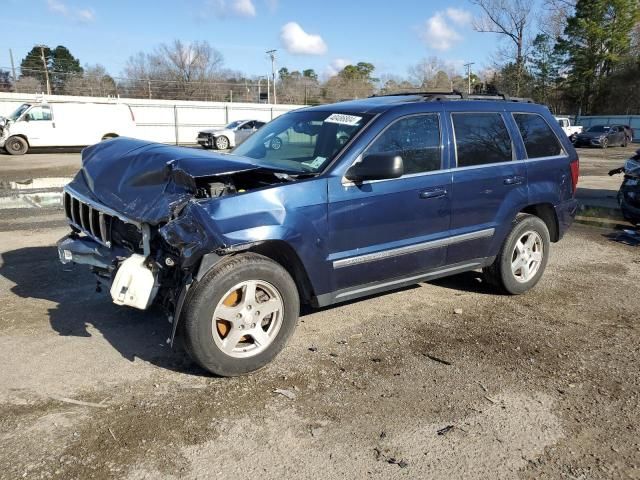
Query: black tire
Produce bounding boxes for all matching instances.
[622,137,628,148]
[215,136,230,150]
[5,136,28,155]
[601,138,609,149]
[182,253,299,376]
[270,137,283,150]
[483,214,551,295]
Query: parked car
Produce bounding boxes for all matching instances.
[573,124,629,148]
[0,101,136,155]
[57,93,578,376]
[197,120,266,150]
[554,116,583,142]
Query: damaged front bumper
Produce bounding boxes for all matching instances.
[58,234,160,310]
[58,234,120,270]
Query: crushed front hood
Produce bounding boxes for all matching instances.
[66,137,263,224]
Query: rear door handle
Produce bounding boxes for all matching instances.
[419,188,447,199]
[503,175,525,185]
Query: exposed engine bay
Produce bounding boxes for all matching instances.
[194,170,291,200]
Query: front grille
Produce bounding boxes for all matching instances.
[63,191,115,247]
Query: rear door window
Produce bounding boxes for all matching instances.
[366,114,441,175]
[514,113,564,158]
[452,112,513,167]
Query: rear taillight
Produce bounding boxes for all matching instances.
[569,157,579,193]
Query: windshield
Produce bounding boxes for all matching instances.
[587,125,609,133]
[226,120,244,129]
[231,111,372,173]
[8,104,31,121]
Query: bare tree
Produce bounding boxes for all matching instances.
[409,57,447,88]
[471,0,533,95]
[123,40,224,100]
[63,64,117,97]
[14,77,42,94]
[540,0,576,38]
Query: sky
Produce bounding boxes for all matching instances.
[1,0,513,81]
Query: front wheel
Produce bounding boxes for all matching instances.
[601,138,609,149]
[215,136,230,150]
[182,253,299,376]
[483,214,550,295]
[5,136,28,155]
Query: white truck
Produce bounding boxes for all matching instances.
[0,101,136,155]
[554,116,583,142]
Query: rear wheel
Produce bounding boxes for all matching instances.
[483,214,550,295]
[5,136,28,155]
[215,136,230,150]
[182,253,299,376]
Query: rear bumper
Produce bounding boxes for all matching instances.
[555,198,578,240]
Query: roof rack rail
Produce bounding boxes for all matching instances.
[370,90,534,103]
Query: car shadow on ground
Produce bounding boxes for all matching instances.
[1,246,494,374]
[0,245,209,377]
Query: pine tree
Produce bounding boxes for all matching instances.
[50,45,83,93]
[19,45,83,94]
[530,34,562,106]
[559,0,640,113]
[19,46,51,88]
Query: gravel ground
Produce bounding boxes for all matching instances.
[0,147,639,479]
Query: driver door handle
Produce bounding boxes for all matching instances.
[419,188,447,199]
[504,175,525,185]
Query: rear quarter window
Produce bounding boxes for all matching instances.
[513,113,564,158]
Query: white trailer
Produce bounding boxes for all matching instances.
[0,101,136,155]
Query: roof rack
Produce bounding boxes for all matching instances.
[370,90,534,103]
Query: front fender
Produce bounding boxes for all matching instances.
[160,178,331,295]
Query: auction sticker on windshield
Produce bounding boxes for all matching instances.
[325,113,363,126]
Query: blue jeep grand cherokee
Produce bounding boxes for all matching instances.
[58,92,579,376]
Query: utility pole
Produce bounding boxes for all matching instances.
[8,49,16,83]
[147,79,152,99]
[38,45,51,95]
[464,62,475,95]
[267,76,270,104]
[266,49,277,105]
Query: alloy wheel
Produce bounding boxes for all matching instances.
[511,231,544,283]
[211,280,284,358]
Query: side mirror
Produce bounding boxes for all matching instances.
[345,154,404,182]
[23,114,30,122]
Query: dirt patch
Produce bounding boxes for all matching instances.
[0,213,638,480]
